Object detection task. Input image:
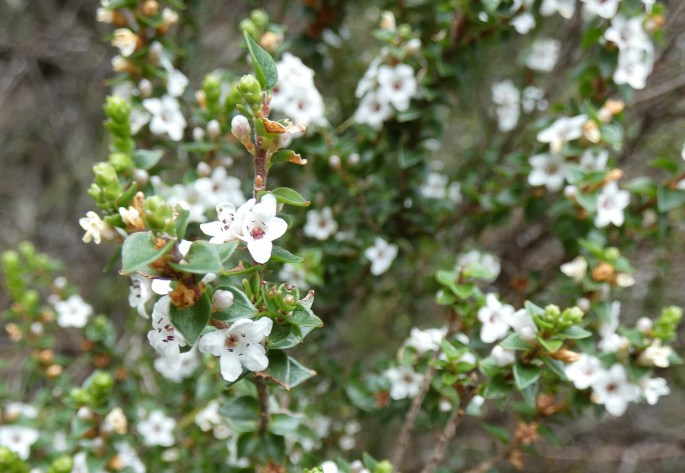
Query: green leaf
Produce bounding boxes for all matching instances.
[267,323,304,349]
[211,285,258,322]
[263,351,316,390]
[220,396,258,432]
[657,185,685,213]
[537,335,563,353]
[288,303,324,328]
[440,340,460,361]
[121,232,174,275]
[270,149,304,166]
[216,241,239,262]
[169,291,211,346]
[482,423,510,443]
[513,361,541,391]
[482,374,512,399]
[132,149,164,170]
[500,333,532,351]
[243,31,278,89]
[268,413,302,436]
[263,187,310,207]
[269,246,303,263]
[559,326,593,339]
[168,241,223,274]
[174,205,190,240]
[542,357,568,381]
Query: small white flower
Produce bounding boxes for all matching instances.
[153,345,200,383]
[384,365,424,400]
[128,274,153,318]
[364,237,399,276]
[234,194,289,264]
[72,452,89,473]
[595,181,630,227]
[638,340,673,368]
[137,410,176,447]
[522,86,548,113]
[111,28,138,57]
[491,80,520,132]
[505,308,538,341]
[580,148,609,172]
[195,400,222,432]
[271,53,327,127]
[0,426,39,460]
[511,12,536,34]
[491,345,516,366]
[582,0,620,19]
[404,327,447,355]
[477,293,514,343]
[321,461,341,473]
[115,442,146,473]
[54,294,93,328]
[420,172,449,199]
[200,201,246,244]
[354,91,394,129]
[537,115,588,152]
[640,376,670,405]
[565,354,603,390]
[636,317,652,333]
[528,153,568,192]
[102,407,128,435]
[198,317,273,382]
[142,95,186,141]
[456,250,500,281]
[591,364,640,416]
[279,263,308,289]
[526,38,560,72]
[166,68,188,98]
[147,296,187,370]
[304,207,338,241]
[540,0,576,19]
[376,64,417,112]
[193,166,245,211]
[79,211,115,244]
[560,256,588,282]
[5,403,38,420]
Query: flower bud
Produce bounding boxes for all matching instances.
[406,38,422,54]
[636,317,653,333]
[142,0,159,16]
[207,119,221,141]
[211,290,235,311]
[329,154,341,169]
[231,114,251,141]
[138,79,153,98]
[202,74,221,115]
[133,168,149,187]
[347,153,360,165]
[196,161,211,177]
[102,407,128,435]
[250,9,269,30]
[193,127,205,142]
[374,460,393,473]
[47,455,73,473]
[149,41,164,62]
[108,152,134,174]
[142,196,175,235]
[111,28,139,57]
[237,75,262,109]
[591,262,615,283]
[77,406,94,421]
[87,371,114,401]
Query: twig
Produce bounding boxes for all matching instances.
[255,375,270,436]
[464,438,522,473]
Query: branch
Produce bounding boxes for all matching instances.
[255,375,270,436]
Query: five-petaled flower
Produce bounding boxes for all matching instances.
[147,296,187,370]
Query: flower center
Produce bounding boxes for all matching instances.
[251,227,266,240]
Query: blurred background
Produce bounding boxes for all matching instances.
[2,0,685,471]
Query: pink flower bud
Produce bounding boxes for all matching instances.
[231,115,251,141]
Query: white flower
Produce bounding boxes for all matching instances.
[638,340,673,368]
[613,45,654,90]
[128,274,153,318]
[147,296,187,370]
[79,211,115,244]
[404,327,447,355]
[477,293,514,343]
[384,365,423,400]
[142,96,186,141]
[540,0,576,19]
[491,345,516,366]
[154,345,200,383]
[54,294,93,328]
[364,237,399,276]
[591,364,640,416]
[115,442,146,473]
[376,64,417,112]
[636,317,652,333]
[528,153,568,192]
[604,15,650,51]
[0,426,39,460]
[491,80,520,132]
[270,53,327,127]
[193,166,245,210]
[565,354,603,390]
[354,91,394,129]
[111,28,138,57]
[321,461,341,473]
[166,68,188,98]
[580,148,609,172]
[456,250,500,281]
[279,263,308,289]
[195,400,222,432]
[526,38,560,72]
[537,115,588,152]
[420,172,449,199]
[505,308,538,341]
[560,256,588,282]
[137,410,176,447]
[640,377,670,405]
[233,194,288,264]
[304,207,338,241]
[200,201,246,244]
[198,317,273,382]
[595,181,630,227]
[102,407,128,435]
[72,452,89,473]
[522,86,547,113]
[582,0,621,19]
[511,12,536,34]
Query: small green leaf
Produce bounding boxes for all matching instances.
[267,323,304,349]
[482,423,511,443]
[216,241,239,262]
[269,246,303,263]
[169,241,222,274]
[121,232,174,275]
[482,374,512,399]
[263,351,316,390]
[174,205,190,240]
[657,185,685,213]
[268,413,302,436]
[440,340,460,361]
[211,285,258,322]
[116,182,139,208]
[537,335,563,353]
[132,149,164,170]
[288,303,323,328]
[559,326,593,339]
[264,187,310,207]
[513,361,541,391]
[243,31,278,89]
[500,333,532,351]
[270,149,306,166]
[220,396,258,432]
[169,291,211,346]
[542,357,568,381]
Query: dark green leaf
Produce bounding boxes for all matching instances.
[559,326,593,340]
[263,351,316,390]
[657,185,685,213]
[173,205,190,240]
[500,333,532,351]
[121,232,174,275]
[262,187,310,207]
[269,246,303,263]
[268,413,302,436]
[169,290,211,346]
[287,303,323,328]
[513,361,541,391]
[537,335,563,353]
[243,31,278,89]
[482,374,512,399]
[168,241,222,274]
[211,285,258,321]
[542,357,568,381]
[267,323,303,349]
[132,149,164,170]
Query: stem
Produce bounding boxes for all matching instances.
[464,438,522,473]
[253,136,267,199]
[419,381,479,473]
[255,375,270,436]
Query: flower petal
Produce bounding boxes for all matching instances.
[199,330,227,356]
[240,344,269,372]
[219,352,243,382]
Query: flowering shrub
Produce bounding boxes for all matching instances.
[1,1,684,472]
